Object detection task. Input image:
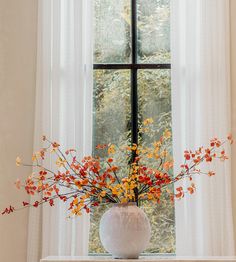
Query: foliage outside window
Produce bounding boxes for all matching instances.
[89,0,175,254]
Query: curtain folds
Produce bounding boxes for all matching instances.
[28,0,235,260]
[171,0,235,256]
[27,1,93,261]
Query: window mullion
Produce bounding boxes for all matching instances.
[131,0,138,149]
[93,64,171,70]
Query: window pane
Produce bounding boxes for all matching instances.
[94,0,131,64]
[90,70,131,254]
[138,69,171,132]
[137,0,170,64]
[138,69,175,253]
[93,69,131,151]
[89,204,111,254]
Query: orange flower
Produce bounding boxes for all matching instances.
[208,171,215,177]
[81,179,89,186]
[175,186,184,199]
[187,183,196,194]
[4,121,232,217]
[163,161,173,171]
[193,156,201,164]
[52,142,60,148]
[220,150,229,161]
[175,191,184,199]
[111,166,119,172]
[205,154,212,162]
[96,144,107,150]
[227,133,234,144]
[15,179,21,189]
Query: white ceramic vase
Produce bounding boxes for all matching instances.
[99,202,151,259]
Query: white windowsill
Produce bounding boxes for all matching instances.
[40,256,236,262]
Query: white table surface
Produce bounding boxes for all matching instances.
[40,256,236,262]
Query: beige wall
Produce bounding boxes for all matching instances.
[231,0,236,253]
[0,0,38,262]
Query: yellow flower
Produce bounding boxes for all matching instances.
[129,181,137,190]
[154,153,160,159]
[16,157,21,167]
[72,207,82,216]
[111,188,118,195]
[73,198,79,205]
[56,157,66,167]
[37,181,43,188]
[108,144,116,154]
[141,149,147,154]
[84,193,91,199]
[32,154,37,162]
[143,118,154,126]
[121,198,128,204]
[111,185,121,196]
[123,182,129,190]
[154,147,160,154]
[160,150,168,158]
[139,193,146,200]
[154,141,161,148]
[147,194,154,200]
[100,191,106,197]
[163,129,171,139]
[147,152,153,159]
[139,127,149,133]
[130,174,138,180]
[126,194,134,200]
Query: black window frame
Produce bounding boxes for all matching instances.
[93,0,171,150]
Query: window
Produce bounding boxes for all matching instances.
[89,0,175,254]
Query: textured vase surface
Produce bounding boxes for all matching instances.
[99,202,151,259]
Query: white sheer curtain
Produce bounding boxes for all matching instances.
[27,1,93,261]
[171,0,235,256]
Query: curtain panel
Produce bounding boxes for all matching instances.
[171,0,235,256]
[27,1,93,261]
[28,0,235,260]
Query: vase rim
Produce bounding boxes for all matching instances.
[113,202,137,207]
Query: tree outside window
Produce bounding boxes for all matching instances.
[89,0,175,254]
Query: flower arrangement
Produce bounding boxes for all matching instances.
[2,119,233,216]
